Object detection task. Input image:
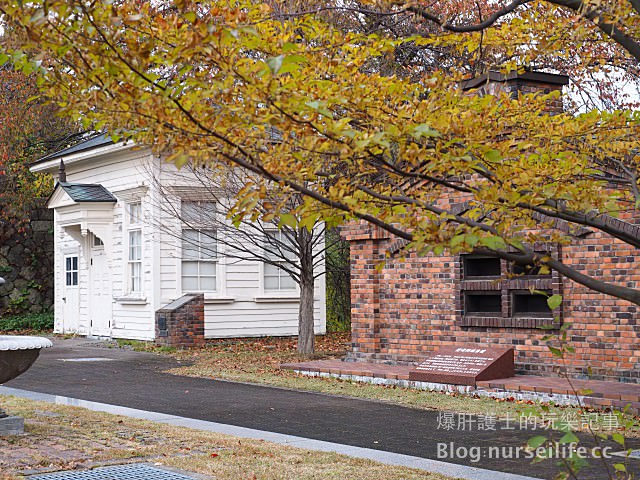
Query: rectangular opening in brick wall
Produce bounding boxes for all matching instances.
[463,256,501,277]
[509,262,551,277]
[465,292,502,314]
[512,291,553,317]
[457,248,561,329]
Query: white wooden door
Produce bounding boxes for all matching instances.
[62,254,80,333]
[89,242,112,336]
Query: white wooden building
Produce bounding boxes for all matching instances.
[30,134,326,340]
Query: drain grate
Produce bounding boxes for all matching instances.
[29,464,197,479]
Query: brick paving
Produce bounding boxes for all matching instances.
[281,359,412,380]
[281,360,640,412]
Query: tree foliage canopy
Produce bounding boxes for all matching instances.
[2,0,640,302]
[0,65,78,226]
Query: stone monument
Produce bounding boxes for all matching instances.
[408,345,514,387]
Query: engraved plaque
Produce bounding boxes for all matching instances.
[408,345,514,386]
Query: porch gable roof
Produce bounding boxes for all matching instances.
[58,182,118,203]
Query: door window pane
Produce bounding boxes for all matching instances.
[65,256,78,286]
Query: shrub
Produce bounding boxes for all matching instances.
[0,311,54,332]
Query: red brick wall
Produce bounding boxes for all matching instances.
[155,294,205,348]
[342,222,640,382]
[341,72,639,382]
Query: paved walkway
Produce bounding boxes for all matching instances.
[281,359,640,411]
[2,338,639,480]
[0,386,531,480]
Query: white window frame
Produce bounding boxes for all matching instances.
[181,201,218,293]
[64,255,79,287]
[262,229,297,292]
[126,201,143,295]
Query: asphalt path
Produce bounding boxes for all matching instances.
[5,338,640,479]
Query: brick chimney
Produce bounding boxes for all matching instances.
[461,70,569,114]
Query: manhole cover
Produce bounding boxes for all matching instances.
[29,464,197,479]
[59,358,115,362]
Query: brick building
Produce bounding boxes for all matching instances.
[341,71,640,383]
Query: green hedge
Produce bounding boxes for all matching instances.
[0,311,54,332]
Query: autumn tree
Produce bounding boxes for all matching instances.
[2,0,640,305]
[271,0,640,110]
[0,65,80,226]
[0,59,82,315]
[149,163,338,353]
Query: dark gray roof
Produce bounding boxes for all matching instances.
[33,133,114,165]
[59,182,117,202]
[461,70,570,90]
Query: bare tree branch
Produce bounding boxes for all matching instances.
[407,0,530,33]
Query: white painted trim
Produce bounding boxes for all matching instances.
[61,252,80,334]
[114,297,149,305]
[204,297,236,304]
[254,295,300,303]
[178,197,223,295]
[123,199,145,298]
[30,142,134,173]
[258,228,300,297]
[169,185,225,200]
[115,185,149,202]
[257,254,300,297]
[47,185,76,208]
[63,254,79,288]
[150,157,162,314]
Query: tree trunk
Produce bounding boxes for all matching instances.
[297,230,315,354]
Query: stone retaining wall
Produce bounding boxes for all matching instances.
[0,206,54,315]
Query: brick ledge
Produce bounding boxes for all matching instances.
[281,360,640,412]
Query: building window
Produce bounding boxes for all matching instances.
[182,229,217,291]
[127,201,142,294]
[129,201,142,224]
[263,230,297,291]
[93,234,104,247]
[65,256,78,286]
[182,201,214,226]
[457,250,561,329]
[181,201,217,292]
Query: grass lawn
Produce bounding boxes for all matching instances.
[119,334,640,435]
[0,395,448,480]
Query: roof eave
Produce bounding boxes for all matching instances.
[461,70,570,90]
[30,142,135,174]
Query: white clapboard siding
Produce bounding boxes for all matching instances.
[203,296,324,338]
[53,220,81,334]
[45,143,326,340]
[49,149,158,338]
[60,150,153,188]
[156,159,326,338]
[111,304,156,340]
